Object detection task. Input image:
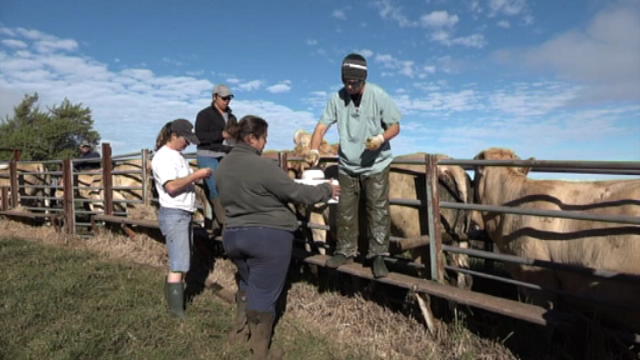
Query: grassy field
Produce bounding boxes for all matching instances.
[3,219,635,360]
[0,236,361,360]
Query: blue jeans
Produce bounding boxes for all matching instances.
[158,207,193,273]
[223,226,293,313]
[197,155,221,200]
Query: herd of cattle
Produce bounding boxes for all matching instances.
[1,133,638,334]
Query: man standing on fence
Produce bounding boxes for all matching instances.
[306,53,401,278]
[195,84,238,235]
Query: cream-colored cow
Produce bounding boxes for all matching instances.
[0,162,48,209]
[292,130,476,288]
[473,147,640,332]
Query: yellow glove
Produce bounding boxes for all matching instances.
[305,149,320,166]
[365,134,385,150]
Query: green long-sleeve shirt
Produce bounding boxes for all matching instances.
[215,142,333,231]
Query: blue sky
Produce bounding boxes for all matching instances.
[1,0,638,166]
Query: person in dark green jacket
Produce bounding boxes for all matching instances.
[215,115,340,359]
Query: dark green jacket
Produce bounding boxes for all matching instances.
[215,142,332,230]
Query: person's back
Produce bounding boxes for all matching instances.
[75,144,101,171]
[214,115,339,359]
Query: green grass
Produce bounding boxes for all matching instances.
[0,237,359,360]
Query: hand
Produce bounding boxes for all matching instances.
[330,180,341,199]
[365,134,385,151]
[305,149,320,167]
[195,168,213,180]
[222,130,230,139]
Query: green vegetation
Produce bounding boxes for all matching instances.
[0,93,100,161]
[0,237,355,360]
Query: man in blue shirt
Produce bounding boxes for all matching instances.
[307,53,401,278]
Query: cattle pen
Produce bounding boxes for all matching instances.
[1,143,639,346]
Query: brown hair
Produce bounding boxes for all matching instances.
[155,122,174,150]
[227,115,268,143]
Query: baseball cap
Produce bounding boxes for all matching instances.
[213,84,234,98]
[170,119,200,145]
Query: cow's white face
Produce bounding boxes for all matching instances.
[294,130,311,149]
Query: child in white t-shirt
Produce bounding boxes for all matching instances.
[151,118,211,318]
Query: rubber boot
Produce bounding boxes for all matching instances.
[247,310,283,360]
[227,289,250,346]
[326,254,353,269]
[372,256,389,278]
[165,281,185,318]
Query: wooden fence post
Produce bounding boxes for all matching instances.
[142,149,150,207]
[102,143,113,215]
[278,151,288,172]
[9,159,18,209]
[1,186,8,211]
[12,149,21,161]
[62,159,75,234]
[426,154,444,283]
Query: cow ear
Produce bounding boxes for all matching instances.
[518,157,534,176]
[473,151,486,178]
[438,166,469,203]
[293,129,307,145]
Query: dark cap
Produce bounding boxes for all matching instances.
[342,53,368,82]
[170,119,200,145]
[213,84,234,98]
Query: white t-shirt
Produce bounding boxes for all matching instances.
[152,145,196,212]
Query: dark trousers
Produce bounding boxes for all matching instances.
[336,165,391,258]
[223,226,293,314]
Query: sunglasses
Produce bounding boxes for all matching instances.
[219,95,233,101]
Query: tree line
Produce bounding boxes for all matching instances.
[0,93,100,161]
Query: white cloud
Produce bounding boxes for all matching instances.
[450,33,487,48]
[267,81,292,94]
[374,53,418,78]
[516,3,640,102]
[396,89,481,114]
[305,39,318,46]
[420,11,459,28]
[372,0,416,27]
[355,48,374,58]
[34,38,78,53]
[332,9,347,20]
[1,39,28,49]
[303,91,330,110]
[430,31,487,48]
[497,20,511,28]
[0,26,317,154]
[488,0,528,17]
[238,80,263,91]
[488,82,579,116]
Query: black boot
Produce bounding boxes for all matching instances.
[247,310,283,360]
[372,256,389,278]
[325,254,353,269]
[227,289,250,346]
[165,281,185,318]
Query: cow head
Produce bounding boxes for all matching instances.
[473,147,531,204]
[436,160,478,242]
[292,129,339,176]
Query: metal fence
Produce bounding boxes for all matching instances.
[2,145,639,340]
